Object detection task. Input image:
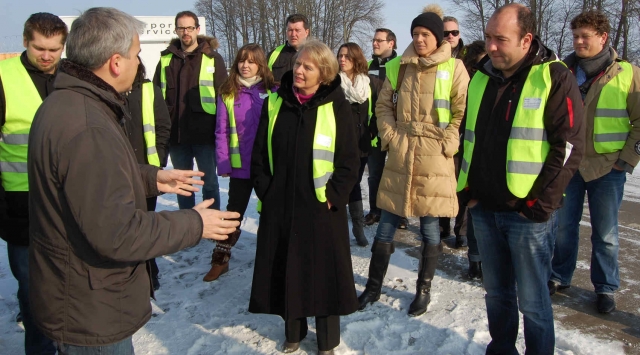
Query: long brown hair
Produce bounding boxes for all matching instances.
[220,43,275,99]
[336,43,368,77]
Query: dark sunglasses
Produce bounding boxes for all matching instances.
[444,30,460,37]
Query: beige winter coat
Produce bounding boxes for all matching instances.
[375,42,469,217]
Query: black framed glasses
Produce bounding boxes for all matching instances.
[176,26,197,33]
[444,30,460,37]
[372,39,390,44]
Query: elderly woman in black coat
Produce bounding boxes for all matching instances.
[249,40,360,355]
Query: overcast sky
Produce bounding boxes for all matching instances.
[0,0,461,55]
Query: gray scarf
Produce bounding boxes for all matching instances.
[575,46,614,79]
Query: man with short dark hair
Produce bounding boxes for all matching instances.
[267,14,310,81]
[365,28,397,227]
[0,12,67,355]
[443,16,464,59]
[28,8,239,354]
[458,4,584,353]
[550,10,640,314]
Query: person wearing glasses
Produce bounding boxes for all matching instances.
[267,14,310,82]
[443,16,464,59]
[153,11,229,279]
[365,28,399,227]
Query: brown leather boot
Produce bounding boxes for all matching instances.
[203,229,241,282]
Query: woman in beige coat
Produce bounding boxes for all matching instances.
[358,5,469,317]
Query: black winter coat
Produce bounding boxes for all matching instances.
[267,42,298,83]
[152,37,228,145]
[124,79,171,167]
[350,100,371,157]
[0,52,56,246]
[249,71,360,320]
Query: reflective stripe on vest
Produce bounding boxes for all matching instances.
[141,82,161,167]
[159,53,217,114]
[223,94,242,168]
[257,93,336,212]
[385,56,455,129]
[457,62,555,198]
[593,61,633,153]
[0,57,42,191]
[268,44,285,70]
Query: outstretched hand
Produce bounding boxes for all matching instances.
[157,169,205,196]
[194,199,241,240]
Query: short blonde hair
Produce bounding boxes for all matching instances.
[295,40,339,85]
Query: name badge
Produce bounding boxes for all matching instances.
[368,70,380,76]
[436,70,450,80]
[259,93,269,99]
[206,66,215,73]
[317,134,332,148]
[523,98,542,109]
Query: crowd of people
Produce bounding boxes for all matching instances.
[0,3,637,355]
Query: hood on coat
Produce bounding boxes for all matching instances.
[400,40,452,71]
[163,36,220,56]
[476,36,558,83]
[277,70,344,109]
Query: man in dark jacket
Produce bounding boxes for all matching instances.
[27,8,239,353]
[443,16,464,59]
[0,12,67,355]
[550,10,640,314]
[458,4,584,354]
[267,14,310,81]
[152,11,228,211]
[365,28,397,226]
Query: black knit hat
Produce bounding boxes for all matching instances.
[410,12,444,45]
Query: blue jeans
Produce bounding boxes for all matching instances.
[169,143,220,210]
[58,336,133,355]
[8,244,56,355]
[375,210,440,245]
[366,141,387,215]
[470,203,557,355]
[551,169,625,294]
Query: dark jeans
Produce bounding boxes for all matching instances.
[466,209,480,262]
[551,169,626,293]
[366,141,387,215]
[169,143,220,210]
[470,203,557,355]
[349,157,368,203]
[227,177,254,220]
[375,210,440,245]
[8,243,56,355]
[58,336,134,355]
[285,316,340,351]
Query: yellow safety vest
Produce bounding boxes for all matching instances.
[257,92,336,212]
[267,44,286,70]
[159,53,216,114]
[141,82,161,167]
[0,56,42,191]
[593,61,633,153]
[457,61,557,198]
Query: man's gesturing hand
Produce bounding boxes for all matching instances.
[157,169,205,196]
[193,199,241,240]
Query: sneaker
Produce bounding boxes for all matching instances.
[596,294,615,313]
[398,217,408,229]
[363,212,380,226]
[547,280,570,295]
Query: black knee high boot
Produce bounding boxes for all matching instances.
[357,240,394,310]
[408,242,442,316]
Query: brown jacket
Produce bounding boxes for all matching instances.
[152,36,228,145]
[28,61,203,346]
[565,49,640,181]
[376,42,469,217]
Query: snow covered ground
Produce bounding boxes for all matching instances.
[0,167,636,354]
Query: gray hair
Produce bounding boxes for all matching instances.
[66,7,144,70]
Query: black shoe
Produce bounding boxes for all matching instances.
[547,280,570,296]
[398,217,408,229]
[364,212,380,226]
[15,312,22,323]
[468,261,482,280]
[455,235,468,248]
[152,275,161,291]
[281,341,300,353]
[596,294,615,313]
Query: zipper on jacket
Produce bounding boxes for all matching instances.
[505,85,516,121]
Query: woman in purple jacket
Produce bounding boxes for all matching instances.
[205,44,276,282]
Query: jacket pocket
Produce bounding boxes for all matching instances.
[88,263,139,291]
